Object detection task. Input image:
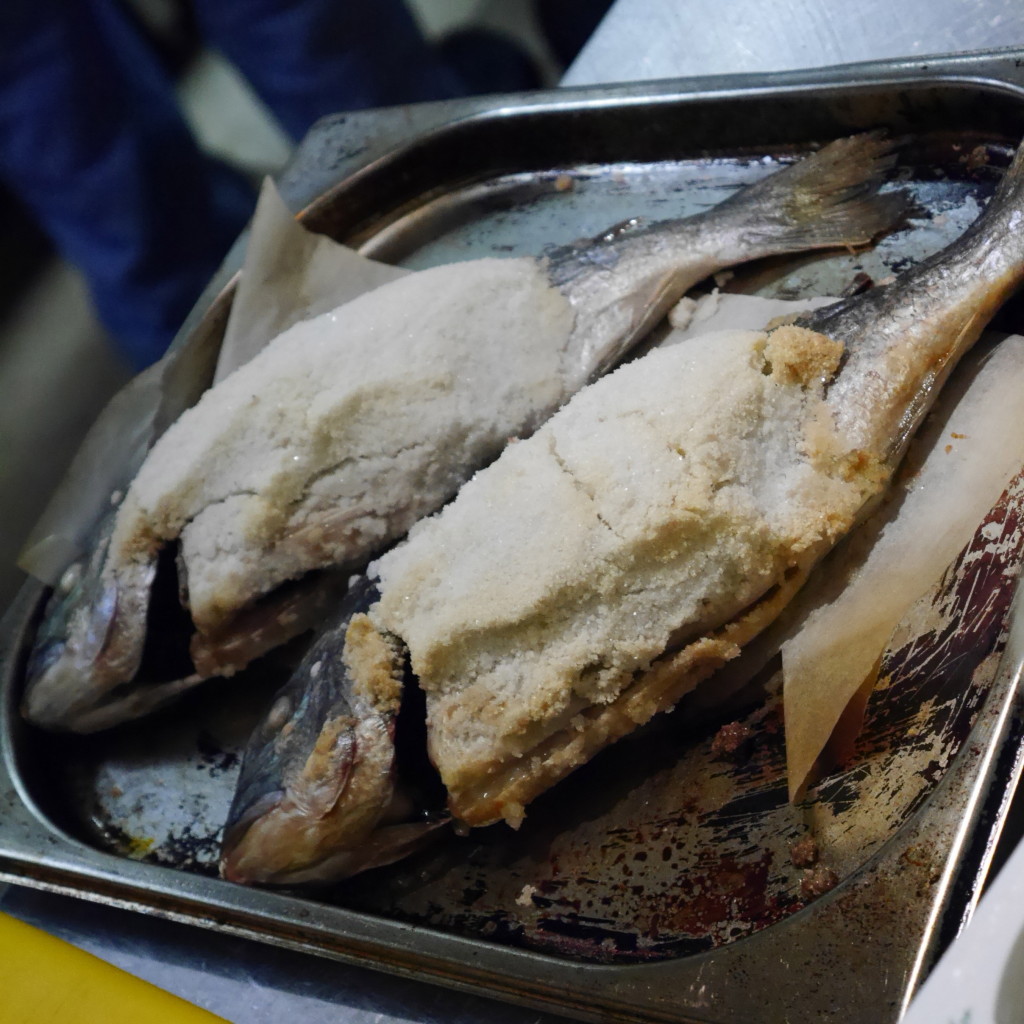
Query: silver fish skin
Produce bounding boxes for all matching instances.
[548,131,908,385]
[220,577,445,885]
[799,166,1024,463]
[364,140,1024,833]
[22,134,908,733]
[21,509,202,732]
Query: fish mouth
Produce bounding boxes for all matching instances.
[23,638,66,695]
[219,788,287,881]
[19,647,71,731]
[21,669,207,736]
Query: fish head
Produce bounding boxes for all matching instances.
[220,581,449,885]
[21,553,127,730]
[18,541,199,732]
[220,688,440,884]
[218,631,386,882]
[219,684,350,878]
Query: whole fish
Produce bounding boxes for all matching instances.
[23,134,906,732]
[221,139,1024,884]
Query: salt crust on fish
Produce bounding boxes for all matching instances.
[109,258,574,633]
[24,132,911,736]
[370,325,882,826]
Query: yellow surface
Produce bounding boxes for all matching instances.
[0,911,228,1023]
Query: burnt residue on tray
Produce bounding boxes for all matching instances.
[28,654,291,878]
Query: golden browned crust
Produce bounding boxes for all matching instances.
[764,324,844,387]
[342,613,404,714]
[445,636,738,828]
[445,546,823,829]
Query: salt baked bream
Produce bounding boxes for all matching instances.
[221,140,1024,885]
[22,134,907,733]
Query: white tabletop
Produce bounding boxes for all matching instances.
[564,0,1024,85]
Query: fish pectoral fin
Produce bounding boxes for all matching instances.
[286,714,358,819]
[287,708,398,822]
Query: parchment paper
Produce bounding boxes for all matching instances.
[214,179,408,383]
[663,294,1024,799]
[18,345,209,586]
[19,179,408,585]
[664,289,837,340]
[781,335,1024,798]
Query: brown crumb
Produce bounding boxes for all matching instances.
[711,720,754,758]
[342,614,405,712]
[762,705,784,735]
[841,271,874,297]
[965,144,990,171]
[801,863,839,898]
[763,325,844,388]
[789,835,819,868]
[553,173,574,193]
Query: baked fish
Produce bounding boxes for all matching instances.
[23,134,905,732]
[222,138,1024,883]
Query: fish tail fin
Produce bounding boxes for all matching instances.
[713,131,911,254]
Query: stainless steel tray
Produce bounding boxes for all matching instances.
[4,50,1024,1024]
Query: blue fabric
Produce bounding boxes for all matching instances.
[0,0,465,368]
[192,0,466,140]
